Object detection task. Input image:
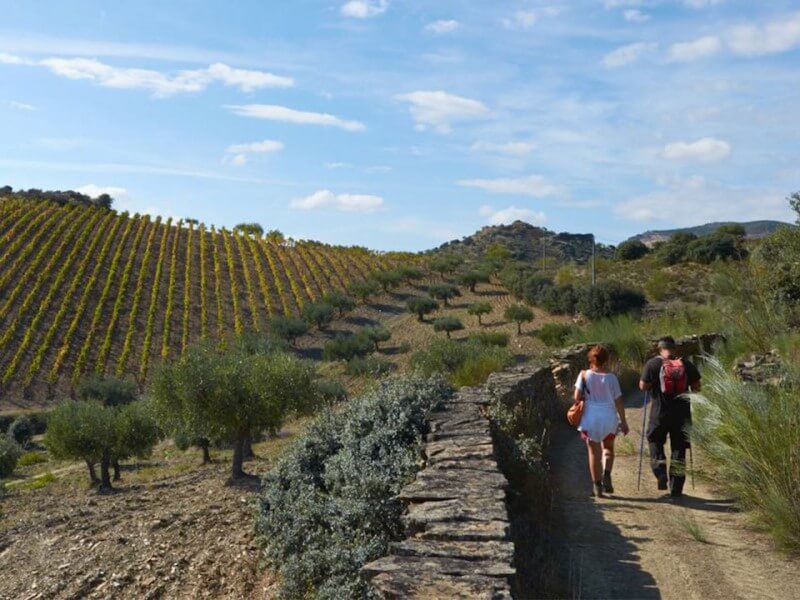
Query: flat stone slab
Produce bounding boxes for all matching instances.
[404,497,508,529]
[418,519,510,542]
[427,458,500,472]
[400,468,507,502]
[362,554,515,580]
[426,441,495,462]
[368,571,512,600]
[390,539,514,564]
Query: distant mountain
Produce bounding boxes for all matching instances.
[432,220,615,264]
[629,220,792,247]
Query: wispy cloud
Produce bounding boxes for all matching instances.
[727,11,800,56]
[34,137,90,150]
[501,7,561,30]
[425,20,460,34]
[668,36,721,62]
[396,90,490,133]
[471,141,535,155]
[480,204,546,226]
[340,0,388,19]
[623,10,650,23]
[290,190,384,213]
[1,54,294,97]
[5,100,35,111]
[76,184,128,199]
[459,175,561,198]
[602,42,657,68]
[224,104,365,131]
[662,137,731,162]
[224,139,283,166]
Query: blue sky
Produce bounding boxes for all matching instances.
[1,0,799,251]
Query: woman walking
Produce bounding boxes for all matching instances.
[575,345,629,497]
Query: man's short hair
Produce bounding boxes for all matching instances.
[657,336,676,351]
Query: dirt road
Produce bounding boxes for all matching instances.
[549,392,797,600]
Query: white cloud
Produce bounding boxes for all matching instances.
[289,190,384,213]
[6,100,35,111]
[224,104,365,131]
[425,20,460,34]
[340,0,388,19]
[471,141,536,155]
[502,7,561,29]
[662,137,731,162]
[604,0,646,8]
[35,137,89,150]
[602,42,657,67]
[226,140,284,154]
[231,154,248,167]
[396,90,489,133]
[683,0,723,8]
[480,205,546,226]
[624,10,650,23]
[727,11,800,56]
[76,184,128,199]
[324,162,351,169]
[24,57,293,97]
[0,52,32,65]
[668,36,721,62]
[458,175,560,198]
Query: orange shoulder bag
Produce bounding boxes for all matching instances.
[567,370,588,427]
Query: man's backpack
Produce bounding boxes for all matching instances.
[660,358,688,397]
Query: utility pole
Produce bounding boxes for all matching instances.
[541,238,546,271]
[591,234,596,287]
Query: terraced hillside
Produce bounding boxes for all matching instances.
[0,198,396,409]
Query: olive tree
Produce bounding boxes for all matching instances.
[458,271,490,293]
[323,292,356,317]
[370,270,403,292]
[504,304,534,334]
[151,342,319,481]
[407,296,439,321]
[362,325,391,351]
[467,302,493,326]
[349,279,381,303]
[432,316,464,339]
[268,316,308,346]
[302,302,335,331]
[428,283,461,307]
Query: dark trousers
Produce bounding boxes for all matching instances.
[647,414,690,494]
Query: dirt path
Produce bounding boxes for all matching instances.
[549,392,797,600]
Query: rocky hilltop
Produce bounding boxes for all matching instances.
[629,220,791,247]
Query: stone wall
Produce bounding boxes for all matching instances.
[360,364,559,599]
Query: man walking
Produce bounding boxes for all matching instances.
[639,336,701,498]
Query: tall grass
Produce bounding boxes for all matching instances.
[691,358,800,551]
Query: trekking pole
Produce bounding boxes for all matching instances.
[689,445,695,491]
[637,391,649,491]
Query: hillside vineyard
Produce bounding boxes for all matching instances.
[0,199,392,408]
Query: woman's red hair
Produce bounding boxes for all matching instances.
[587,345,610,368]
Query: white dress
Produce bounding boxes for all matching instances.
[575,370,622,442]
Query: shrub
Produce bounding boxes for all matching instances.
[428,283,461,307]
[458,270,490,293]
[316,379,348,404]
[537,323,576,347]
[467,302,492,325]
[345,356,393,377]
[616,240,649,261]
[687,234,746,264]
[302,302,335,330]
[0,435,22,478]
[268,316,308,346]
[576,281,646,320]
[692,359,800,551]
[8,416,33,448]
[323,333,375,362]
[411,338,513,386]
[538,284,579,315]
[406,296,439,321]
[452,352,510,387]
[257,375,451,598]
[323,292,356,317]
[432,316,464,339]
[151,340,318,481]
[17,450,47,467]
[468,331,509,348]
[77,375,138,407]
[362,325,391,351]
[754,226,800,305]
[505,304,534,334]
[349,278,381,302]
[430,255,462,278]
[397,265,424,283]
[370,270,403,292]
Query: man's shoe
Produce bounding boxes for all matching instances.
[602,472,614,494]
[657,475,668,490]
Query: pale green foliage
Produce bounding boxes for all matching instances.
[0,435,22,478]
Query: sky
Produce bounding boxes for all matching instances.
[1,0,799,251]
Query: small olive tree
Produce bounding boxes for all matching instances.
[268,316,309,346]
[458,271,490,293]
[349,279,381,303]
[428,284,461,307]
[504,304,534,334]
[151,342,319,481]
[467,302,493,326]
[302,302,335,331]
[323,292,357,317]
[370,270,403,292]
[432,316,464,339]
[407,296,439,321]
[362,326,391,351]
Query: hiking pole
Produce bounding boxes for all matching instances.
[637,391,649,491]
[689,445,695,491]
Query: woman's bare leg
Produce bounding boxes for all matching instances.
[587,440,603,482]
[602,437,615,474]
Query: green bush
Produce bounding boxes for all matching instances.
[8,416,33,448]
[268,316,309,345]
[362,325,391,351]
[692,359,800,551]
[349,279,381,302]
[468,331,509,348]
[451,353,510,387]
[370,270,403,292]
[17,451,47,467]
[432,316,464,339]
[345,356,393,377]
[407,296,439,321]
[316,379,348,404]
[428,283,461,306]
[257,375,451,599]
[397,265,424,283]
[616,240,649,261]
[77,374,138,406]
[467,302,492,325]
[323,292,357,317]
[505,303,534,334]
[0,435,22,478]
[411,338,513,386]
[323,333,375,362]
[458,270,490,292]
[536,323,576,347]
[576,281,646,320]
[302,302,335,330]
[754,226,800,304]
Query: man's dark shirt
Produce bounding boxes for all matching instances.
[641,356,701,424]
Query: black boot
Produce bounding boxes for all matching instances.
[593,481,605,498]
[602,471,614,494]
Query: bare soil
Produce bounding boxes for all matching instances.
[548,392,797,600]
